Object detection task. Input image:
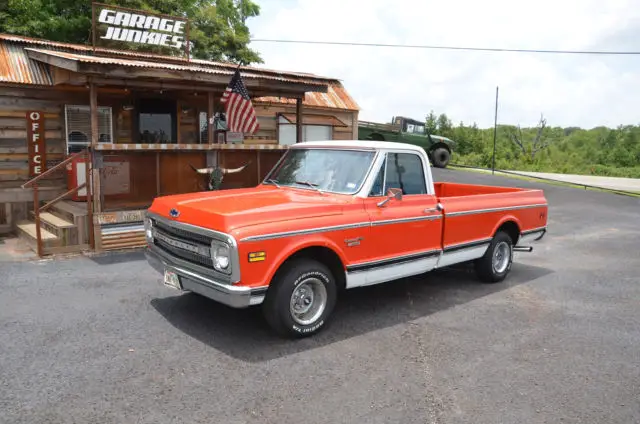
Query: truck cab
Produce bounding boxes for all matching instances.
[145,140,548,338]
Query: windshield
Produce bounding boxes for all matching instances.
[265,148,376,194]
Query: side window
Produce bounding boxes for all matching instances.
[368,157,386,197]
[385,153,427,195]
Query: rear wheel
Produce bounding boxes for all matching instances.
[430,147,450,168]
[474,231,513,283]
[262,258,337,338]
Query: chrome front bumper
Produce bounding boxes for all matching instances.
[145,248,266,308]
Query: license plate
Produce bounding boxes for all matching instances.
[163,269,182,290]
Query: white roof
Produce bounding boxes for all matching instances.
[292,139,425,153]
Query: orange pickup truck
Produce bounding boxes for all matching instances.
[144,140,548,337]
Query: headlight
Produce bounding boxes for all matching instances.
[144,216,153,242]
[211,242,230,272]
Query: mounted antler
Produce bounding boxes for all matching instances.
[189,162,252,191]
[189,162,251,175]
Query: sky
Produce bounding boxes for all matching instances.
[247,0,640,129]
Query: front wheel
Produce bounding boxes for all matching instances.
[262,258,337,338]
[474,231,513,283]
[430,147,450,168]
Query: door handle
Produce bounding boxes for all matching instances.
[424,203,444,213]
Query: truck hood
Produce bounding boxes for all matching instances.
[147,185,347,232]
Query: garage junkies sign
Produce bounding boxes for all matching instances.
[26,111,46,177]
[92,3,190,57]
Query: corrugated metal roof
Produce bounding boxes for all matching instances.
[254,82,360,111]
[25,47,328,87]
[0,33,337,82]
[0,40,53,85]
[0,33,360,111]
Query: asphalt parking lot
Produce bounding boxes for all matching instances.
[2,169,639,424]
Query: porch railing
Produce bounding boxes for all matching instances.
[21,149,94,257]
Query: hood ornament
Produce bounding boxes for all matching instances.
[169,208,180,218]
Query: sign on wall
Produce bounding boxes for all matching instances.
[26,111,46,177]
[92,2,190,58]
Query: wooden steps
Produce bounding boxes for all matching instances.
[19,200,89,255]
[39,212,75,229]
[16,221,62,251]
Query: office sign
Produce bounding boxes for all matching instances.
[92,2,190,57]
[26,111,46,177]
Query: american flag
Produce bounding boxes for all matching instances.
[220,68,259,135]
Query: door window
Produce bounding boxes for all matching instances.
[369,152,427,196]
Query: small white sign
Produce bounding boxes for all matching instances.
[226,132,244,144]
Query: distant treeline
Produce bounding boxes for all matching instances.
[425,111,640,178]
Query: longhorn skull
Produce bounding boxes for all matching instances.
[190,162,251,191]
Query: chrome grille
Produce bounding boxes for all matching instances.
[151,219,213,268]
[154,238,213,268]
[153,219,213,245]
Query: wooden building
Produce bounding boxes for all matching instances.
[0,33,359,255]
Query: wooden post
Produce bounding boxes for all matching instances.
[85,149,94,249]
[90,83,98,146]
[208,92,214,144]
[296,97,303,143]
[33,184,42,257]
[89,82,101,214]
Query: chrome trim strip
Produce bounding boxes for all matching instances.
[446,203,548,217]
[371,215,441,226]
[240,221,371,242]
[347,249,442,273]
[241,214,443,242]
[443,237,492,253]
[146,211,241,284]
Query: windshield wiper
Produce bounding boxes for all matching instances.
[295,180,323,193]
[266,178,280,187]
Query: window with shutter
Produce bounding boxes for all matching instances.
[64,105,113,154]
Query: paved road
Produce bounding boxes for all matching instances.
[2,170,639,424]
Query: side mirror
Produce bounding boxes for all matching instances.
[377,188,403,207]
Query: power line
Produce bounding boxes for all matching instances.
[250,38,640,55]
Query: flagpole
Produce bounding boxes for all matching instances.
[492,86,499,175]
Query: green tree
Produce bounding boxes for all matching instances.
[436,113,453,138]
[0,0,262,64]
[425,111,438,135]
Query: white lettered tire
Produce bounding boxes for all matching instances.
[474,231,514,283]
[263,258,337,338]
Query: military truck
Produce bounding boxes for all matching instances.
[358,116,455,168]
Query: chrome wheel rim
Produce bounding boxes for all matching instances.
[289,278,327,326]
[492,241,511,274]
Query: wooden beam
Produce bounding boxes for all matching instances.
[90,83,98,146]
[89,84,101,215]
[296,98,303,143]
[76,65,328,93]
[207,92,214,144]
[25,49,80,72]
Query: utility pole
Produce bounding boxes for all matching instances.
[492,86,499,175]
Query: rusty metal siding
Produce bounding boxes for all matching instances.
[0,42,53,85]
